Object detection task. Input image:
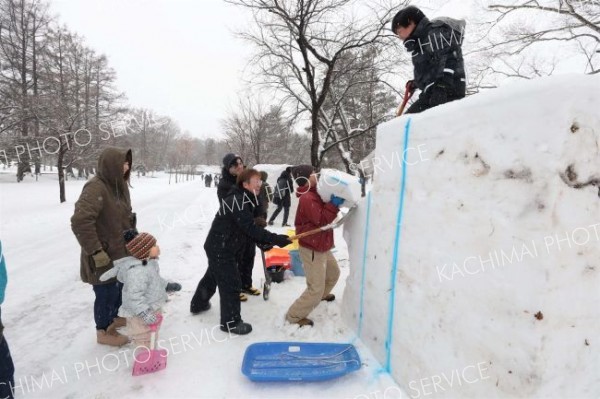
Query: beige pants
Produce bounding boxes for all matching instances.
[126,316,161,349]
[286,246,340,323]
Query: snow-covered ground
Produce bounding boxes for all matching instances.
[0,170,402,399]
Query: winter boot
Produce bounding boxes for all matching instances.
[321,294,335,302]
[242,286,261,296]
[166,282,182,292]
[190,301,211,315]
[97,329,129,346]
[296,318,314,327]
[220,320,253,335]
[106,317,126,335]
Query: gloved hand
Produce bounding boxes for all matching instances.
[406,80,416,94]
[166,282,182,292]
[273,234,292,248]
[257,242,274,252]
[330,194,345,207]
[92,250,111,268]
[138,309,158,325]
[254,216,267,227]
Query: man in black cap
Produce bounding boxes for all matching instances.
[215,153,263,301]
[391,5,466,114]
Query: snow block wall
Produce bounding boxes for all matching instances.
[342,75,600,398]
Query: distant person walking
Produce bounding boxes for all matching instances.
[268,167,294,227]
[257,171,272,220]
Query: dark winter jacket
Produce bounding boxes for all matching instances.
[257,172,271,218]
[71,147,135,285]
[0,241,6,342]
[404,17,466,96]
[273,170,293,208]
[0,241,6,306]
[206,186,284,255]
[294,185,339,252]
[217,167,237,203]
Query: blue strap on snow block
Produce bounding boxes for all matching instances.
[242,342,361,382]
[0,241,6,305]
[384,118,412,373]
[357,191,372,338]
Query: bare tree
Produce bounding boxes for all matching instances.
[473,0,600,80]
[227,0,401,169]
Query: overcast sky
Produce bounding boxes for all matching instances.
[51,0,252,139]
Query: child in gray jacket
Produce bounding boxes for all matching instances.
[101,231,173,348]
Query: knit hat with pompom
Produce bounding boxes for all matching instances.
[124,229,157,260]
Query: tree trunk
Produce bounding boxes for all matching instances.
[58,147,66,203]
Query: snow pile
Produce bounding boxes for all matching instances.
[342,74,600,398]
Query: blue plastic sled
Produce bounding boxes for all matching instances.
[242,342,361,382]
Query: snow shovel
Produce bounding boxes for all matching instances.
[288,204,358,241]
[260,249,272,301]
[396,81,415,117]
[132,314,167,376]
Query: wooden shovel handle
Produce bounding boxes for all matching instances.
[288,226,325,241]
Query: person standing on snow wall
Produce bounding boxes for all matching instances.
[285,165,344,327]
[268,167,294,227]
[71,147,135,347]
[190,168,291,334]
[392,5,466,114]
[0,241,15,399]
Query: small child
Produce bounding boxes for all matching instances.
[100,231,176,348]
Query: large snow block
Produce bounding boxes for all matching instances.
[342,74,600,398]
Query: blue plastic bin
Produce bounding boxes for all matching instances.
[289,249,304,276]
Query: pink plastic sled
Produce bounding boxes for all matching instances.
[132,314,167,376]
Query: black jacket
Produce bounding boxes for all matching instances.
[404,17,466,96]
[217,168,237,203]
[206,186,279,254]
[273,171,293,208]
[257,182,271,218]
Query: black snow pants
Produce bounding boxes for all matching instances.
[405,83,465,115]
[237,237,256,290]
[191,233,243,327]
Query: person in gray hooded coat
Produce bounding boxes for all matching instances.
[100,231,170,348]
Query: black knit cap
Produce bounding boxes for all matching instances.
[291,164,315,186]
[391,6,425,32]
[222,153,242,168]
